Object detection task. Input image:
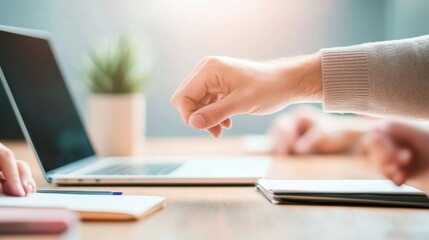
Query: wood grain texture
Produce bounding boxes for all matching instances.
[2,137,429,240]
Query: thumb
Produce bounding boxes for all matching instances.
[189,96,238,129]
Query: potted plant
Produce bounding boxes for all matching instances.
[85,36,150,156]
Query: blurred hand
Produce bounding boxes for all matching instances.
[361,121,429,194]
[171,55,322,138]
[0,143,36,196]
[270,106,374,155]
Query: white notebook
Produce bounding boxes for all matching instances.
[0,193,166,221]
[257,179,429,208]
[258,179,424,194]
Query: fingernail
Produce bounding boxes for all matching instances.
[190,114,206,129]
[17,185,25,196]
[27,184,33,194]
[393,174,403,186]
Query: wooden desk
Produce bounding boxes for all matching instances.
[3,137,429,240]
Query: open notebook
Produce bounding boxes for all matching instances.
[0,193,165,221]
[257,179,429,208]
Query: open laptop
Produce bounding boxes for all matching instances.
[0,25,271,185]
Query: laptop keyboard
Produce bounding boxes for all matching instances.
[88,163,182,175]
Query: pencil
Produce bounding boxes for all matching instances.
[36,189,123,195]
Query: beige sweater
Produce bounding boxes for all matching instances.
[320,35,429,119]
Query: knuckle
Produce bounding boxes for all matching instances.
[208,104,226,123]
[8,170,20,180]
[170,95,178,106]
[171,94,187,109]
[202,56,219,64]
[199,56,211,64]
[201,56,225,69]
[17,160,30,168]
[0,147,14,160]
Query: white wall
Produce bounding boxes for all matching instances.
[385,0,429,40]
[0,0,399,137]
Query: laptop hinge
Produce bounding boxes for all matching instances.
[47,156,98,176]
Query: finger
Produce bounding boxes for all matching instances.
[377,141,409,186]
[271,117,300,155]
[172,95,199,126]
[385,162,407,186]
[172,58,225,125]
[384,162,400,181]
[362,132,391,169]
[362,132,388,170]
[367,131,412,175]
[0,172,4,193]
[389,148,412,186]
[269,116,297,154]
[292,108,315,135]
[364,132,405,185]
[207,124,223,138]
[220,118,232,129]
[392,169,407,186]
[189,95,239,130]
[174,90,219,126]
[17,160,36,194]
[173,57,209,97]
[0,144,25,196]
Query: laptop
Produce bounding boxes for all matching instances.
[0,25,271,185]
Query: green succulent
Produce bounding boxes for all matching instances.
[86,36,149,94]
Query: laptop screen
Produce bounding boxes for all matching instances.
[0,29,95,173]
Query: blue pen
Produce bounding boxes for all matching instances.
[37,190,123,195]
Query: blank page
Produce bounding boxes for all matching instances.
[0,193,165,221]
[258,179,424,195]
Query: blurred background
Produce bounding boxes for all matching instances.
[1,0,428,139]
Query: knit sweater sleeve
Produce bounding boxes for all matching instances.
[320,35,429,120]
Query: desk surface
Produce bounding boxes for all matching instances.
[2,137,429,240]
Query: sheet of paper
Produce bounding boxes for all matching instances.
[0,193,165,219]
[258,179,424,195]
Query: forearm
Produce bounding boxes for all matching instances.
[320,35,429,119]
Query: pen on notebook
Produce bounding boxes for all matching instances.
[36,190,123,195]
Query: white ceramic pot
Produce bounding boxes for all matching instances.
[86,93,145,156]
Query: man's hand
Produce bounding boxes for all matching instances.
[171,55,322,138]
[361,121,429,194]
[270,106,374,155]
[0,143,36,196]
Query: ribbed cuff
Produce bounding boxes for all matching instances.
[320,48,370,113]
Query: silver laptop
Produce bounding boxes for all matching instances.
[0,25,270,185]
